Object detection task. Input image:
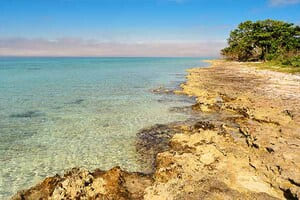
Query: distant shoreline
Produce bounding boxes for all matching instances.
[0,56,218,59]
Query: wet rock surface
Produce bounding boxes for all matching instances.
[12,60,300,199]
[151,86,174,95]
[136,122,191,173]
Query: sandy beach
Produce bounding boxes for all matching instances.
[12,60,300,200]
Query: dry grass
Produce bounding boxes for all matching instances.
[246,61,300,74]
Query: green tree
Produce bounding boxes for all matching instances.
[221,19,300,66]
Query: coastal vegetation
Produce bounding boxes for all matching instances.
[221,19,300,69]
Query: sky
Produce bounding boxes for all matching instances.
[0,0,300,57]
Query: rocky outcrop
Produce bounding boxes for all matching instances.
[151,86,174,95]
[172,60,300,199]
[12,60,300,199]
[12,167,153,200]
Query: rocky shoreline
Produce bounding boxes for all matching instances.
[12,60,300,199]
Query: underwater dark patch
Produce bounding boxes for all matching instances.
[9,110,44,118]
[26,67,41,71]
[66,99,84,105]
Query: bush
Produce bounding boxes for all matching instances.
[281,55,300,67]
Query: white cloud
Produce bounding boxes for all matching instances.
[269,0,300,6]
[0,37,225,57]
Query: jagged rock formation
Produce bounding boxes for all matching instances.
[12,167,153,200]
[12,60,300,199]
[172,60,300,199]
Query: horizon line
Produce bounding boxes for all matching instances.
[0,55,219,58]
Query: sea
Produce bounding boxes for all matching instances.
[0,57,208,199]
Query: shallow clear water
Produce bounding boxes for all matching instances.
[0,57,208,199]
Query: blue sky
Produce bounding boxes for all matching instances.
[0,0,299,56]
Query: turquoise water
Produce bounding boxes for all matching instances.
[0,57,207,199]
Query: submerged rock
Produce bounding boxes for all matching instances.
[135,123,182,173]
[151,86,173,95]
[66,99,84,105]
[9,110,44,118]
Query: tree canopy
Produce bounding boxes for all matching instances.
[221,19,300,67]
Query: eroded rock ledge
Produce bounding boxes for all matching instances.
[12,60,300,200]
[12,167,153,200]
